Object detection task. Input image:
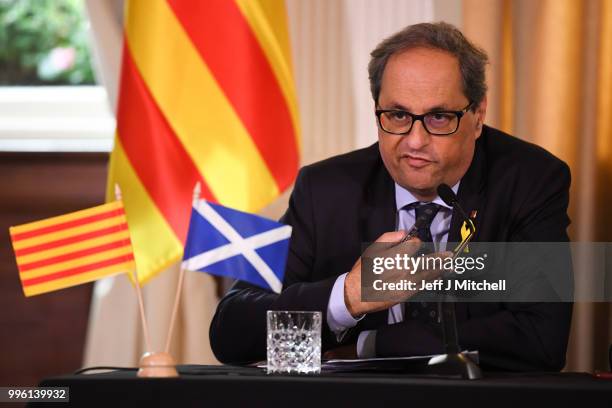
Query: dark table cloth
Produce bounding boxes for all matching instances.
[34,365,612,407]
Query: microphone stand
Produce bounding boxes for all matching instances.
[426,221,483,380]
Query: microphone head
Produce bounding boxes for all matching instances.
[437,183,457,207]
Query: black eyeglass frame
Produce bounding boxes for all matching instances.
[375,102,473,136]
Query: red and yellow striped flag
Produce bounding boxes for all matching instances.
[108,0,300,284]
[9,201,135,297]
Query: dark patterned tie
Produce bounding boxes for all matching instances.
[414,203,441,253]
[406,202,441,323]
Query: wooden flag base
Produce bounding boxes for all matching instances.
[137,352,179,378]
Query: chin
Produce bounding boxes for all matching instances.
[398,176,437,195]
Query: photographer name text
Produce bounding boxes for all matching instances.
[372,278,506,291]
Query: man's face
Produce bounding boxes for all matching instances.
[377,47,486,200]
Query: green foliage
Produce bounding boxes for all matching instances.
[0,0,95,85]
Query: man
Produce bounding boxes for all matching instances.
[209,22,572,371]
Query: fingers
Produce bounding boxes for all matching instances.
[374,230,424,248]
[362,250,456,304]
[353,232,454,313]
[375,230,406,242]
[371,231,421,255]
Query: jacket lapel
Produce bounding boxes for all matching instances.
[359,154,397,243]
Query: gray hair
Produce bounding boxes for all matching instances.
[368,22,489,110]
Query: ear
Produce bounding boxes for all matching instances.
[474,95,487,138]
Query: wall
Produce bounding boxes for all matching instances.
[0,153,108,386]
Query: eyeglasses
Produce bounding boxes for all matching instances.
[375,102,473,136]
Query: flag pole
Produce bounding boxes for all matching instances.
[116,184,177,377]
[114,184,152,353]
[164,182,201,353]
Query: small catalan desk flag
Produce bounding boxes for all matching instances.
[181,199,292,294]
[9,201,135,297]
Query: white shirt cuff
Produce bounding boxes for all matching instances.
[357,330,377,358]
[327,273,364,341]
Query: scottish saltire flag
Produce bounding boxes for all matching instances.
[182,200,292,293]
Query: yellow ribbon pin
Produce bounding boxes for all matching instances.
[459,220,473,253]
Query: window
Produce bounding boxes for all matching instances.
[0,0,114,152]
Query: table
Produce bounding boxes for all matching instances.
[35,365,612,407]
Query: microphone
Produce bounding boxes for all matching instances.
[437,183,458,206]
[437,184,474,232]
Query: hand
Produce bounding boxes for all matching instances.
[344,231,449,317]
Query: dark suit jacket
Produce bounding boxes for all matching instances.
[209,125,573,371]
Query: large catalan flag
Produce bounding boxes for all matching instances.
[9,201,135,297]
[108,0,300,284]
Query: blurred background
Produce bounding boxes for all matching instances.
[0,0,610,387]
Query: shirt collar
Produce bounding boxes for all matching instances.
[394,181,460,211]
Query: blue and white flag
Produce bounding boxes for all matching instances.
[182,199,292,293]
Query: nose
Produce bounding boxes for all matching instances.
[401,119,430,150]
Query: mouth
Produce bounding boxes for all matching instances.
[401,154,434,169]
